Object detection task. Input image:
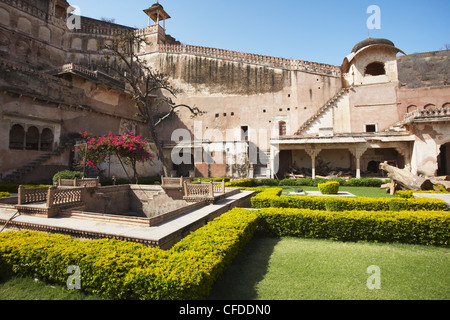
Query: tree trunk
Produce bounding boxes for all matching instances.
[146,119,170,177]
[379,162,434,191]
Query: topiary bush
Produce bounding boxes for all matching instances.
[318,181,340,195]
[52,170,84,185]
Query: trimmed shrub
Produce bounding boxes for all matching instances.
[52,170,84,185]
[225,179,256,188]
[0,209,259,300]
[318,181,340,195]
[256,179,279,186]
[0,192,11,198]
[279,177,389,187]
[256,207,450,247]
[251,188,448,211]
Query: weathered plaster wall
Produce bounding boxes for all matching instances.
[411,122,450,176]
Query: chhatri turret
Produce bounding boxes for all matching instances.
[137,1,172,52]
[143,1,171,30]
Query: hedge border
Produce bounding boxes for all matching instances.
[256,207,450,247]
[251,188,448,212]
[0,209,259,300]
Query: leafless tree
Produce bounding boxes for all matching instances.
[101,30,205,176]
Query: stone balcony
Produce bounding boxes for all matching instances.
[402,107,450,124]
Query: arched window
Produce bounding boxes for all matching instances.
[279,121,287,136]
[424,104,436,110]
[25,126,39,150]
[407,105,418,113]
[40,128,54,151]
[365,62,385,76]
[442,103,450,109]
[9,124,25,150]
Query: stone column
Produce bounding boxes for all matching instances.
[269,144,280,179]
[305,148,322,179]
[349,145,369,179]
[395,145,412,171]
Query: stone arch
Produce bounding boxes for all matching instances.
[442,102,450,109]
[407,105,418,113]
[0,31,10,53]
[71,37,82,50]
[17,16,32,34]
[0,7,10,26]
[9,124,25,150]
[365,61,385,76]
[40,128,54,151]
[15,39,33,63]
[38,26,51,42]
[87,38,98,51]
[25,126,40,150]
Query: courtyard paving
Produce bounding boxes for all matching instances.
[0,190,255,249]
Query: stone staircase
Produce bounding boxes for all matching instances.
[295,86,352,136]
[1,142,74,183]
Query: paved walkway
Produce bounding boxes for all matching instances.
[413,193,450,207]
[0,190,255,249]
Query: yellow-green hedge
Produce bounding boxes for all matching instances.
[318,181,340,195]
[251,188,448,212]
[0,209,259,300]
[256,207,450,247]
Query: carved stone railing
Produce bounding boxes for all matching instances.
[161,177,192,188]
[58,177,100,188]
[18,186,48,205]
[403,107,450,124]
[183,181,214,203]
[157,44,341,76]
[1,0,49,21]
[48,187,83,207]
[207,180,226,194]
[16,185,85,217]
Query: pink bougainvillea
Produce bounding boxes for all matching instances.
[76,131,154,182]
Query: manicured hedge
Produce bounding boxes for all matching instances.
[0,184,52,193]
[0,209,259,300]
[227,177,390,188]
[251,188,448,211]
[256,207,450,247]
[0,192,11,198]
[318,181,340,195]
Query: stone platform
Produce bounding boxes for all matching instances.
[0,190,255,250]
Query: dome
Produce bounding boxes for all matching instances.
[351,38,395,53]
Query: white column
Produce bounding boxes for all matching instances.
[350,145,369,179]
[305,148,322,179]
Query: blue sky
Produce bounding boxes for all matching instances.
[71,0,449,66]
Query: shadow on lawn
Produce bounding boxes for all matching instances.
[208,230,280,300]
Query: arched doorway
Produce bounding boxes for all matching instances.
[40,128,54,151]
[25,126,40,150]
[9,124,25,150]
[437,143,450,176]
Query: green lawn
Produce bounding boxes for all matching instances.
[209,234,450,300]
[0,275,103,300]
[280,186,394,198]
[2,235,449,300]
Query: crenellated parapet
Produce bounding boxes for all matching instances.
[157,43,341,77]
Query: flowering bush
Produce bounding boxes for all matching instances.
[76,131,154,182]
